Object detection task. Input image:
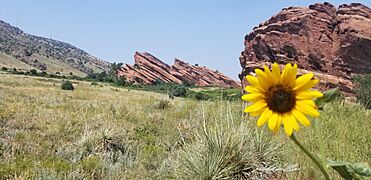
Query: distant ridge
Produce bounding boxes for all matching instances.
[0,19,111,76]
[117,52,240,87]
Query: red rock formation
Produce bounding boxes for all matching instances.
[117,52,240,87]
[239,2,371,95]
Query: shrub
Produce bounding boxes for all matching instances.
[1,67,7,71]
[154,100,170,109]
[115,76,127,86]
[181,79,195,87]
[193,92,207,101]
[61,81,74,90]
[354,74,371,109]
[91,82,99,86]
[39,71,48,77]
[170,85,187,97]
[30,69,37,75]
[154,78,165,85]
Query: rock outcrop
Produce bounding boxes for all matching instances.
[117,52,240,87]
[239,2,371,95]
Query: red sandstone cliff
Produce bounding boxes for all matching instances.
[117,52,240,87]
[239,2,371,95]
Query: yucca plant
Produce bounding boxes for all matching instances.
[175,117,283,179]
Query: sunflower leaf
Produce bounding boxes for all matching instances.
[314,88,339,108]
[328,160,353,179]
[328,160,371,179]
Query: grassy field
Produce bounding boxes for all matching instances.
[0,73,370,179]
[0,52,86,77]
[0,53,31,71]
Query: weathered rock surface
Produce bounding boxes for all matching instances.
[239,2,371,95]
[117,52,240,87]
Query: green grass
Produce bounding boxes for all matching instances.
[0,73,369,179]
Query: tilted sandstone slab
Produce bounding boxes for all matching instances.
[117,52,240,87]
[239,2,371,95]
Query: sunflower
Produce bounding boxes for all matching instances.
[242,63,323,136]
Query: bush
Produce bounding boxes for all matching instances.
[30,69,37,75]
[154,100,170,109]
[154,78,165,85]
[169,85,187,97]
[39,71,48,77]
[1,67,7,71]
[181,79,195,87]
[354,74,371,109]
[91,82,99,86]
[193,92,207,101]
[61,81,74,91]
[115,76,127,86]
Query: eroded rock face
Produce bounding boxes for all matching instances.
[117,52,240,87]
[240,2,371,95]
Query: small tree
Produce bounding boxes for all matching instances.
[30,69,37,75]
[170,85,187,97]
[61,81,74,90]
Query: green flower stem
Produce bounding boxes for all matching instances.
[290,133,330,180]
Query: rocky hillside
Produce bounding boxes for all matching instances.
[0,20,110,76]
[239,2,371,95]
[117,52,240,87]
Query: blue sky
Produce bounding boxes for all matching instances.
[0,0,370,79]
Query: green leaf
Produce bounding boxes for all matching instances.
[315,88,339,108]
[328,160,353,180]
[328,160,371,179]
[350,163,371,178]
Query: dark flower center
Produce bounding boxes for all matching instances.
[266,85,296,113]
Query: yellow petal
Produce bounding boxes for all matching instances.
[287,64,298,88]
[273,114,282,134]
[292,109,311,127]
[282,118,293,136]
[268,113,278,131]
[255,69,269,90]
[250,110,264,117]
[257,108,273,127]
[246,75,259,86]
[295,79,320,92]
[296,100,320,117]
[244,100,267,113]
[264,65,275,87]
[244,86,260,93]
[272,63,281,84]
[296,90,324,100]
[241,93,264,102]
[281,63,292,83]
[294,73,314,91]
[287,113,299,131]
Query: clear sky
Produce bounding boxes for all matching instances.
[0,0,370,79]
